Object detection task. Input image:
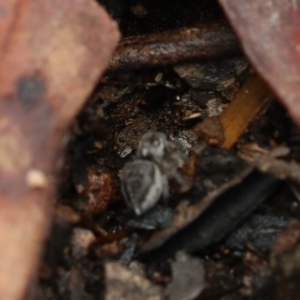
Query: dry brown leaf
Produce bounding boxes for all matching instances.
[0,1,119,299]
[219,0,300,127]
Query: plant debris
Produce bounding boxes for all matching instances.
[2,0,300,300]
[168,252,205,300]
[219,0,300,128]
[0,1,119,299]
[109,20,240,71]
[105,261,164,300]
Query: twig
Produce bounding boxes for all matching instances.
[109,20,240,71]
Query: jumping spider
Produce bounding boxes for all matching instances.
[121,159,169,215]
[121,131,192,215]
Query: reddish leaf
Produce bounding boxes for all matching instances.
[0,0,119,299]
[219,0,300,126]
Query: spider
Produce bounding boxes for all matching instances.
[121,159,169,215]
[121,131,193,215]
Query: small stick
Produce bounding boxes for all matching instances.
[109,20,241,71]
[140,170,279,257]
[220,75,272,149]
